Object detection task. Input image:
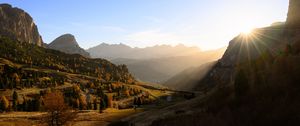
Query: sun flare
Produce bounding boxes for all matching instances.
[241,27,253,35]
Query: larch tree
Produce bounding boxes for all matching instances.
[42,91,77,126]
[0,96,9,112]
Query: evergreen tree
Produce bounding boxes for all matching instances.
[137,97,142,106]
[133,97,137,105]
[0,100,3,112]
[97,87,105,98]
[34,99,41,111]
[104,94,109,108]
[93,99,97,110]
[22,97,28,111]
[0,78,4,89]
[12,90,18,111]
[99,98,106,113]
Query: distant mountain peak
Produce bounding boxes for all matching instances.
[51,34,79,46]
[61,33,75,38]
[48,34,90,57]
[100,42,109,46]
[87,42,203,60]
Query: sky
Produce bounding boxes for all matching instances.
[1,0,289,50]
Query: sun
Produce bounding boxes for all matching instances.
[241,27,253,35]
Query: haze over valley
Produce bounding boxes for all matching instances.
[1,0,299,126]
[88,43,226,83]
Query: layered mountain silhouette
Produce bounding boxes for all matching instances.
[0,4,43,46]
[163,61,216,91]
[87,43,202,59]
[48,34,90,57]
[88,43,225,83]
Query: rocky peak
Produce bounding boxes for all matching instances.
[49,34,79,47]
[48,34,90,57]
[286,0,300,28]
[0,4,43,46]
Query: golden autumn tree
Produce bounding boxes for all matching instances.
[0,96,9,112]
[105,73,111,81]
[79,94,87,110]
[42,91,77,126]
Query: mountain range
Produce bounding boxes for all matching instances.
[87,43,202,60]
[87,43,225,83]
[1,1,300,125]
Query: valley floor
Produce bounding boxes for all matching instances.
[0,82,191,126]
[0,108,142,126]
[0,94,188,126]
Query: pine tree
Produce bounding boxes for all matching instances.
[12,90,18,111]
[137,97,142,106]
[99,98,106,113]
[0,78,4,89]
[104,94,109,108]
[93,99,97,110]
[133,97,137,105]
[97,87,105,98]
[0,99,3,111]
[22,97,28,111]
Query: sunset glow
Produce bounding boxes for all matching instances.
[241,27,254,35]
[0,0,288,50]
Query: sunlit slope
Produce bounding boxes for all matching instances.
[0,36,135,84]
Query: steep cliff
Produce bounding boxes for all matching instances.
[48,34,90,57]
[196,0,300,91]
[286,0,300,28]
[149,1,300,125]
[0,4,43,46]
[196,24,285,90]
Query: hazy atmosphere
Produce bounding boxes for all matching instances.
[0,0,299,126]
[1,0,288,50]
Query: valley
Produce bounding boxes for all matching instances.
[0,1,299,126]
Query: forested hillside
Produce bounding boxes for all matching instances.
[0,36,135,85]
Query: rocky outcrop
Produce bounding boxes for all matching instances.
[196,23,286,90]
[0,4,43,46]
[196,0,300,91]
[48,34,90,57]
[286,0,300,28]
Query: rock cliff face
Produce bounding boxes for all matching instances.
[286,0,300,28]
[196,25,285,90]
[196,0,299,91]
[0,4,43,46]
[48,34,90,57]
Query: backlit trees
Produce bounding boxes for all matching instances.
[43,91,76,126]
[0,96,9,112]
